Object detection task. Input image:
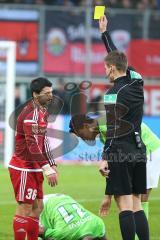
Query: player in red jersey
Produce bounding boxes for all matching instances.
[8,77,58,240]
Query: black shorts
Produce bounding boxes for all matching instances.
[105,138,147,195]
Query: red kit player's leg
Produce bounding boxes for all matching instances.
[9,168,44,240]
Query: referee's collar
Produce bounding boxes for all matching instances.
[114,75,128,84]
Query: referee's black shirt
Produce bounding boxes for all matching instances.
[101,31,145,154]
[104,73,144,151]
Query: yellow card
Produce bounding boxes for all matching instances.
[94,6,105,20]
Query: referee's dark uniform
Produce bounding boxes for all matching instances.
[102,31,147,196]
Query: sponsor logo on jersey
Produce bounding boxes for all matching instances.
[104,94,117,104]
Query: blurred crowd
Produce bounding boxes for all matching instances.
[0,0,159,9]
[109,0,159,10]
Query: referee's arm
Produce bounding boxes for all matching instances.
[99,15,136,76]
[99,15,117,53]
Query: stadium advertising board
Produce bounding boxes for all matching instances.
[144,85,160,115]
[44,10,87,75]
[128,40,160,77]
[43,11,160,77]
[43,11,132,75]
[0,9,39,75]
[44,10,127,75]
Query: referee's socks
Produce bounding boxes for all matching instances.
[135,202,149,240]
[119,210,136,240]
[134,210,149,240]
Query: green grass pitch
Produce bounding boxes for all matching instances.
[0,165,160,239]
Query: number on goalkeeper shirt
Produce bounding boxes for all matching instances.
[72,204,86,218]
[58,204,87,223]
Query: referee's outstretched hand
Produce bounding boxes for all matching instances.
[99,160,110,177]
[99,195,112,217]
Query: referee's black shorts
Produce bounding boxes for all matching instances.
[105,138,147,195]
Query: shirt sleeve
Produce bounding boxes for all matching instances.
[23,113,49,168]
[101,31,117,53]
[43,135,56,166]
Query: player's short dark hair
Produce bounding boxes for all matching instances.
[69,114,94,134]
[30,77,52,96]
[104,50,128,72]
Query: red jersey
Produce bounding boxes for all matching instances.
[9,100,55,172]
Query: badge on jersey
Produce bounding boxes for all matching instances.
[104,94,117,104]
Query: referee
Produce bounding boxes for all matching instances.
[99,16,149,240]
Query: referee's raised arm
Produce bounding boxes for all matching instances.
[99,15,136,78]
[99,15,117,53]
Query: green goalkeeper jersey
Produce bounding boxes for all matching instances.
[98,120,160,155]
[40,194,105,240]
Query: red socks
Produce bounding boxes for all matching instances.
[13,215,27,240]
[26,216,39,240]
[13,215,39,240]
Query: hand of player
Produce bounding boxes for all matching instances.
[99,160,110,177]
[99,195,112,217]
[47,172,58,187]
[42,164,58,187]
[99,15,108,33]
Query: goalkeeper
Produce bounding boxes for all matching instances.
[39,193,107,240]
